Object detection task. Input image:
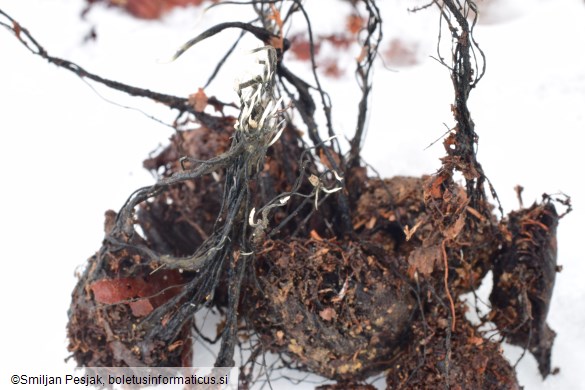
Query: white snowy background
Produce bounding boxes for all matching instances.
[1,0,584,388]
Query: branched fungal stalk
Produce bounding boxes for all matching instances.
[93,44,292,368]
[234,47,284,147]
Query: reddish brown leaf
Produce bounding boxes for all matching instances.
[110,0,206,19]
[289,36,321,61]
[268,5,284,51]
[321,59,343,78]
[445,213,466,240]
[188,88,208,112]
[124,0,164,19]
[310,229,324,241]
[164,0,205,7]
[319,307,337,321]
[90,277,149,304]
[322,34,353,49]
[383,39,419,67]
[13,22,21,39]
[167,340,184,352]
[468,336,484,346]
[319,147,341,171]
[128,299,154,317]
[276,330,285,343]
[90,271,184,317]
[346,14,364,35]
[428,175,445,199]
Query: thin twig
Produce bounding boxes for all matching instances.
[441,239,457,332]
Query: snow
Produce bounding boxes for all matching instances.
[1,0,584,388]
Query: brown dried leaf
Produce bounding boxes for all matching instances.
[275,281,294,304]
[289,35,320,61]
[168,340,183,352]
[319,307,337,321]
[288,339,303,355]
[407,245,441,278]
[103,209,117,236]
[322,34,353,49]
[13,21,21,39]
[319,147,341,170]
[383,38,419,67]
[468,336,484,346]
[90,278,148,304]
[268,5,284,51]
[124,0,164,19]
[321,59,343,78]
[128,299,154,317]
[346,14,364,35]
[314,247,330,257]
[310,229,324,241]
[90,277,154,316]
[110,0,206,20]
[443,132,457,152]
[276,330,285,342]
[89,270,184,317]
[188,88,208,112]
[428,175,445,199]
[444,213,466,240]
[365,216,376,230]
[403,220,423,241]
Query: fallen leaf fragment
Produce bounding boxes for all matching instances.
[407,245,441,278]
[188,88,208,112]
[128,299,154,317]
[288,339,304,355]
[319,307,337,321]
